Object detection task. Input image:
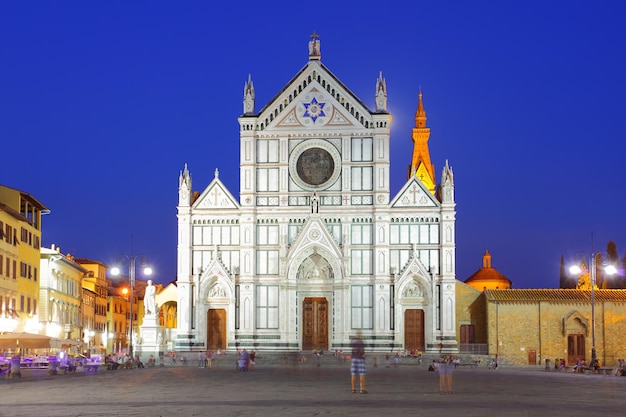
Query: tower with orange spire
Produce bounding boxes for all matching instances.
[408,91,436,194]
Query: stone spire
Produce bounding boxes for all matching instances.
[178,163,192,206]
[308,31,321,60]
[375,71,387,112]
[439,160,455,203]
[243,74,255,115]
[408,90,435,194]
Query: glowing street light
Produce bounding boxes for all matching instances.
[110,239,152,358]
[569,253,617,368]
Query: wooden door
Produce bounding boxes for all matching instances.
[460,324,475,344]
[302,298,328,351]
[528,349,537,365]
[567,334,585,364]
[404,309,425,351]
[207,309,226,350]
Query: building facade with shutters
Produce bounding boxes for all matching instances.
[175,35,457,353]
[0,185,48,334]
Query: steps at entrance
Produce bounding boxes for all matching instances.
[169,350,494,368]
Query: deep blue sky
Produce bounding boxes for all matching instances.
[2,1,625,288]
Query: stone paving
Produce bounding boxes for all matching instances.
[1,357,624,417]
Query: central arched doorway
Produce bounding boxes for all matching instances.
[302,297,328,351]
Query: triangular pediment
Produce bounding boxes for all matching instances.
[193,177,240,210]
[285,215,343,281]
[258,61,377,131]
[199,256,235,301]
[202,255,232,280]
[396,251,434,292]
[288,215,342,257]
[390,177,439,208]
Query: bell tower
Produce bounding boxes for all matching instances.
[408,91,436,194]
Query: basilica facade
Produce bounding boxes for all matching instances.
[174,35,457,353]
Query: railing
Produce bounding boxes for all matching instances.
[458,343,488,354]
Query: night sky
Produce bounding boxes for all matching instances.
[2,1,625,288]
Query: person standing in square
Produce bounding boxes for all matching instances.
[350,332,367,394]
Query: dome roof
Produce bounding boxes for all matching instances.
[464,250,512,290]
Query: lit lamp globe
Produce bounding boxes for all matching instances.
[569,264,617,280]
[110,265,152,277]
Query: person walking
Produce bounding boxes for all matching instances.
[350,332,367,394]
[438,356,454,394]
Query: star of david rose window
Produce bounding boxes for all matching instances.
[303,97,325,122]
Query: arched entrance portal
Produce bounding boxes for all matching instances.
[302,298,328,351]
[207,309,226,350]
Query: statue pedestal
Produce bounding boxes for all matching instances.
[136,314,165,361]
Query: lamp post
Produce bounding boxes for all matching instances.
[110,241,152,359]
[569,253,617,367]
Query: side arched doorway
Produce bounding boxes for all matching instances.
[567,334,585,364]
[207,309,226,350]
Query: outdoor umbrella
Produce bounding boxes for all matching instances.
[0,332,52,350]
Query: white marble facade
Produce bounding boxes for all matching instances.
[175,36,457,353]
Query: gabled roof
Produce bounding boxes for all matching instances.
[485,289,626,303]
[247,59,387,133]
[390,176,439,208]
[254,60,380,119]
[193,176,240,210]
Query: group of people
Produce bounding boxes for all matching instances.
[104,353,144,370]
[553,358,567,371]
[551,357,626,374]
[349,332,464,395]
[437,356,455,394]
[197,351,217,368]
[237,349,256,371]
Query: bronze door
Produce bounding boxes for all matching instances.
[568,334,585,364]
[302,298,328,351]
[404,309,425,351]
[207,309,226,350]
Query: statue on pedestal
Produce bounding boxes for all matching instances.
[145,280,157,316]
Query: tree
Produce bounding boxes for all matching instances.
[575,259,593,290]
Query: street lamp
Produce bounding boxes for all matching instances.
[569,253,617,367]
[110,247,152,358]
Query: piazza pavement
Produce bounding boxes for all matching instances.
[1,354,624,417]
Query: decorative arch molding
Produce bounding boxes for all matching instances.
[563,310,589,337]
[198,261,235,305]
[395,256,433,303]
[287,243,343,282]
[397,275,431,305]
